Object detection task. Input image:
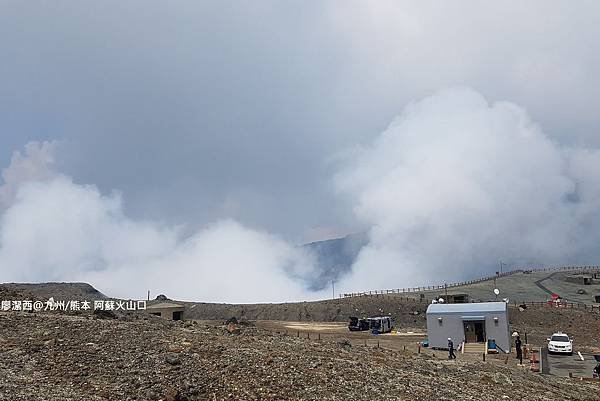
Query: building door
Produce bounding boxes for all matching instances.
[463,320,486,343]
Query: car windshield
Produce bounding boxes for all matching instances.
[551,335,570,342]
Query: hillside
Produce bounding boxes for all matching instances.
[301,232,368,290]
[398,269,600,305]
[178,268,600,322]
[0,282,107,301]
[3,268,600,324]
[183,296,427,326]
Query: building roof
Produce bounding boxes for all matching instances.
[436,293,469,297]
[426,302,507,314]
[146,302,184,310]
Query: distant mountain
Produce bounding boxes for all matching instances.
[301,232,369,291]
[0,282,107,300]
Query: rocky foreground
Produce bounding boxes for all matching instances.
[0,312,598,401]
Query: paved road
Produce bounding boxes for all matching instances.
[534,272,560,296]
[546,351,599,378]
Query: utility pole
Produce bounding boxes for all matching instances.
[332,280,335,299]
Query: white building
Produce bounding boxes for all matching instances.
[426,302,510,352]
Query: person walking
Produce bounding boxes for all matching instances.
[515,335,523,365]
[448,337,456,359]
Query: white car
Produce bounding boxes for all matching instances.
[547,332,573,355]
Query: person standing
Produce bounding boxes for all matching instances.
[448,337,456,359]
[515,335,523,365]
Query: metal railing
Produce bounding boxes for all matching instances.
[338,292,600,312]
[340,265,600,299]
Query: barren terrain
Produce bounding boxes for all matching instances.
[1,311,599,401]
[2,275,600,400]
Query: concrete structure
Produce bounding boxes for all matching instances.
[146,302,184,320]
[426,302,510,352]
[565,274,594,285]
[437,293,470,303]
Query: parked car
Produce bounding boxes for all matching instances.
[348,316,370,331]
[367,316,393,334]
[547,332,573,355]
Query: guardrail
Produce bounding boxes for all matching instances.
[340,265,600,298]
[517,265,600,273]
[337,293,600,312]
[512,300,600,310]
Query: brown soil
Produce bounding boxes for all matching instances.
[184,296,428,327]
[509,305,600,353]
[1,311,599,401]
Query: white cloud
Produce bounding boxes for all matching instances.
[0,141,57,209]
[0,144,323,303]
[335,87,600,291]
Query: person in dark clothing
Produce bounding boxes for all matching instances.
[448,338,456,359]
[593,363,600,379]
[515,335,523,365]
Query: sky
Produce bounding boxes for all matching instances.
[1,1,600,301]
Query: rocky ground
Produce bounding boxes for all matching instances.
[183,296,429,326]
[1,311,599,401]
[509,305,600,353]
